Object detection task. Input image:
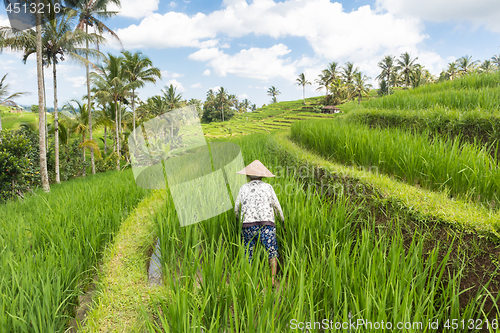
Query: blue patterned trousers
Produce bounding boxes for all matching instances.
[242,225,279,262]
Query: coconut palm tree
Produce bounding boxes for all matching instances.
[376,55,395,94]
[0,74,30,142]
[491,54,500,69]
[216,87,229,121]
[63,99,89,158]
[91,53,131,170]
[456,55,478,75]
[162,84,184,111]
[240,98,250,113]
[122,50,161,141]
[94,103,114,156]
[69,0,122,174]
[396,52,418,88]
[267,86,281,103]
[479,60,494,74]
[19,11,103,182]
[316,62,339,96]
[351,72,372,105]
[35,0,50,192]
[446,62,459,81]
[315,71,330,96]
[341,62,359,85]
[295,73,311,104]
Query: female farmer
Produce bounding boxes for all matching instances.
[234,160,284,286]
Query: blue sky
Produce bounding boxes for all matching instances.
[1,0,500,109]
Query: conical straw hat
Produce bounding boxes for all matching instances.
[236,160,275,177]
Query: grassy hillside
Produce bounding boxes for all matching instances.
[201,96,344,139]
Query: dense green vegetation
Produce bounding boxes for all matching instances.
[0,170,148,332]
[291,119,500,208]
[140,134,498,332]
[344,71,500,162]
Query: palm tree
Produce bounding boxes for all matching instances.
[70,0,122,174]
[91,53,130,170]
[267,86,281,103]
[122,50,161,141]
[94,103,114,156]
[36,0,50,192]
[241,98,250,113]
[162,84,184,111]
[479,60,494,74]
[446,62,459,81]
[396,52,418,88]
[351,72,372,105]
[216,87,229,121]
[315,71,330,96]
[376,55,395,94]
[341,62,359,85]
[316,62,339,96]
[0,74,30,142]
[456,55,478,75]
[491,54,500,69]
[63,99,89,159]
[18,11,103,183]
[295,73,311,104]
[187,98,203,118]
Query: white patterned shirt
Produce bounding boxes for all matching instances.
[234,180,284,225]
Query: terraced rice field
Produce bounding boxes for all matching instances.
[202,97,341,139]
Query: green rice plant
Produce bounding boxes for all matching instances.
[365,87,500,112]
[291,120,500,207]
[141,133,499,332]
[0,170,148,332]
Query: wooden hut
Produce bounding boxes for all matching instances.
[321,105,341,114]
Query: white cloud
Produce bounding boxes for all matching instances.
[189,44,296,81]
[166,79,185,92]
[203,69,211,76]
[114,12,219,49]
[66,76,86,88]
[0,14,10,27]
[190,83,202,88]
[238,93,249,100]
[108,0,159,19]
[376,0,500,33]
[169,1,177,8]
[113,0,426,61]
[161,70,184,79]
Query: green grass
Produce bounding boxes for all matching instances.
[364,71,500,112]
[201,96,338,139]
[139,133,499,332]
[0,169,149,332]
[0,110,53,130]
[291,119,500,208]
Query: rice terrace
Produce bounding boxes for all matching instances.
[2,1,500,332]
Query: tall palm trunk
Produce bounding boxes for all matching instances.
[36,1,50,192]
[86,24,95,174]
[115,100,119,170]
[303,85,305,104]
[53,55,60,183]
[42,66,48,152]
[132,88,136,142]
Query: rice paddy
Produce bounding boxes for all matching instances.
[290,119,500,208]
[0,170,148,332]
[4,71,500,332]
[139,134,499,332]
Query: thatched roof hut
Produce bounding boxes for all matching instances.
[321,105,341,114]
